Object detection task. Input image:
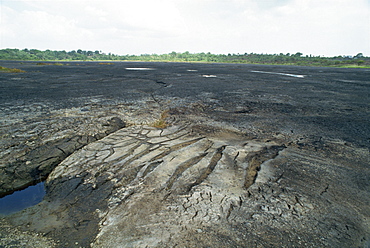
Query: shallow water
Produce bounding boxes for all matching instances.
[0,182,46,215]
[250,70,306,78]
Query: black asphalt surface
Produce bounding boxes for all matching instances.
[1,61,369,147]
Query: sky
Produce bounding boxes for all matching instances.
[1,0,369,56]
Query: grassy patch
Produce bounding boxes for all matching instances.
[36,62,65,66]
[0,66,26,73]
[99,62,115,65]
[151,110,170,129]
[334,64,370,68]
[151,119,168,129]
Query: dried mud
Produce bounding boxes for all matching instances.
[0,61,369,247]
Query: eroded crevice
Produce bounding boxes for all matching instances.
[185,145,226,193]
[149,137,205,162]
[141,160,163,178]
[244,145,286,189]
[165,153,208,190]
[104,142,143,163]
[115,143,156,169]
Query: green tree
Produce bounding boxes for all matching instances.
[356,60,365,66]
[355,53,363,58]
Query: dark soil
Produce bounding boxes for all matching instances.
[0,61,369,247]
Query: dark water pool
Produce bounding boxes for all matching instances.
[0,182,46,215]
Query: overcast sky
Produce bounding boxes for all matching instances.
[1,0,369,56]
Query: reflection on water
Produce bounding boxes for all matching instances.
[125,68,155,70]
[0,182,46,215]
[251,70,306,78]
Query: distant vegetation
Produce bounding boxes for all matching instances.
[0,66,25,73]
[0,48,368,67]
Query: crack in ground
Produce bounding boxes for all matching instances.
[244,145,286,189]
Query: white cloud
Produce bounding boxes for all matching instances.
[1,8,94,51]
[207,0,370,56]
[1,0,369,56]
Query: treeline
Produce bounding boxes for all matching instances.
[0,49,115,61]
[0,48,368,67]
[129,51,369,67]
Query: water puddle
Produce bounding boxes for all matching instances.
[251,70,305,78]
[125,68,155,71]
[0,182,46,216]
